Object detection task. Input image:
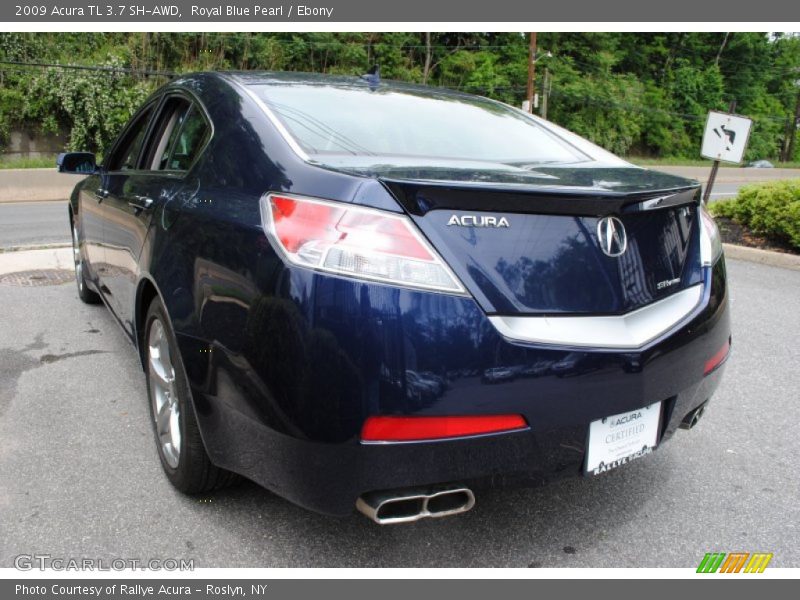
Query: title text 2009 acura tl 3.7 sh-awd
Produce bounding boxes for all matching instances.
[59,71,730,524]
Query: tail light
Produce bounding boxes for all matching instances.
[361,415,529,443]
[261,193,466,294]
[699,205,723,266]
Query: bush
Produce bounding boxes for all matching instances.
[709,179,800,250]
[21,60,155,155]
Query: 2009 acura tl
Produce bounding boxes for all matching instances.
[60,71,730,524]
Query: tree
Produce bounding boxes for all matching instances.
[1,32,797,160]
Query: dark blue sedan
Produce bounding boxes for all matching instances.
[61,71,730,524]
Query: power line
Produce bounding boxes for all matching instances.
[142,32,800,74]
[0,59,174,77]
[1,58,790,125]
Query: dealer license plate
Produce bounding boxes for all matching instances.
[585,402,661,475]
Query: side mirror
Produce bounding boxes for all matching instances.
[57,152,96,174]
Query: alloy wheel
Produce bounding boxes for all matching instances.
[148,318,181,468]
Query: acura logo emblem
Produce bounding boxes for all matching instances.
[596,216,627,257]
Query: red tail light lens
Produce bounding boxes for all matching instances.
[704,339,731,375]
[262,194,465,294]
[360,415,529,443]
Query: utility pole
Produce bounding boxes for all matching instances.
[526,32,537,114]
[703,99,737,205]
[541,68,550,120]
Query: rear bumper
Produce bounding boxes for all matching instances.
[184,259,730,516]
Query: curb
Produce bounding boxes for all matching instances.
[723,243,800,271]
[0,246,74,277]
[0,197,69,204]
[0,242,71,254]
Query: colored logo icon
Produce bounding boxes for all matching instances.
[697,552,773,573]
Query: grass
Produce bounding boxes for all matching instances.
[627,156,800,169]
[0,154,58,169]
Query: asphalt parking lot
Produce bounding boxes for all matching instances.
[0,258,798,568]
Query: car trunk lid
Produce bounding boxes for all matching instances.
[379,166,704,316]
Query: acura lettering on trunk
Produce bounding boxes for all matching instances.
[447,214,511,228]
[60,71,730,524]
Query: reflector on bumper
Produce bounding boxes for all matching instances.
[360,415,528,443]
[704,339,731,375]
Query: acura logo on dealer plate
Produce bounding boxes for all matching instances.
[597,216,627,257]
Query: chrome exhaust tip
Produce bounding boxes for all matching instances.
[680,403,706,430]
[356,487,475,525]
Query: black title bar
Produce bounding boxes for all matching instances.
[2,0,797,22]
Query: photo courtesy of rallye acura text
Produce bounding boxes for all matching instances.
[60,70,730,524]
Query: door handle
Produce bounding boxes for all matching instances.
[94,188,108,201]
[128,195,154,211]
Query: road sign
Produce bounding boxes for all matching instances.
[701,111,753,163]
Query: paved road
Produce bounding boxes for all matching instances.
[704,182,743,200]
[0,201,69,249]
[0,258,797,568]
[1,163,797,248]
[0,182,748,250]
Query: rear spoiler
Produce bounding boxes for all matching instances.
[381,178,701,218]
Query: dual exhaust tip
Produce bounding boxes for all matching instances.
[680,402,707,430]
[356,486,475,525]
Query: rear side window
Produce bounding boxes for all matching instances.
[146,96,210,172]
[107,104,155,171]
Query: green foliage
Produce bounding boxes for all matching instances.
[0,34,157,154]
[668,63,726,147]
[0,32,798,161]
[547,58,646,155]
[20,59,153,154]
[637,83,693,156]
[710,179,800,249]
[0,154,56,169]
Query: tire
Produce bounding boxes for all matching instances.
[144,296,238,493]
[71,221,100,304]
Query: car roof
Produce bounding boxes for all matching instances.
[210,70,489,103]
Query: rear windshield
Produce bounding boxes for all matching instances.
[254,84,590,165]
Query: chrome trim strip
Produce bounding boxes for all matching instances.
[623,188,699,213]
[488,284,704,350]
[231,79,312,162]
